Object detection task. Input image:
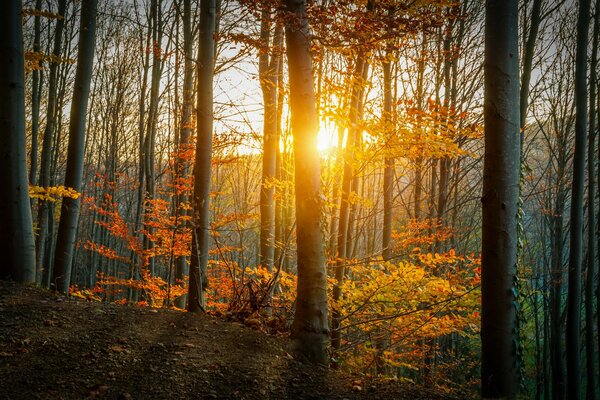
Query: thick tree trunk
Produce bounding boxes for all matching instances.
[481,0,520,398]
[566,1,590,398]
[188,0,216,313]
[52,0,98,294]
[0,0,36,282]
[284,0,329,364]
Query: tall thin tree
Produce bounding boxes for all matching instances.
[259,4,282,273]
[188,0,216,312]
[585,1,599,398]
[174,0,194,309]
[567,0,591,398]
[481,0,520,397]
[36,0,68,285]
[52,0,98,294]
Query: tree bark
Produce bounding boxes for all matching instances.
[36,0,68,286]
[381,54,393,261]
[29,0,43,188]
[174,0,194,309]
[259,6,282,273]
[52,0,98,294]
[586,2,599,399]
[331,55,366,353]
[566,0,590,398]
[188,0,216,313]
[144,0,164,276]
[0,0,36,283]
[284,0,329,364]
[519,0,543,132]
[481,0,520,397]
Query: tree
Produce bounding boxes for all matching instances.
[566,0,591,398]
[284,0,329,364]
[481,0,520,397]
[188,0,217,312]
[586,3,599,399]
[381,42,394,262]
[144,0,165,276]
[35,0,68,285]
[258,3,283,274]
[174,0,195,309]
[0,0,36,283]
[52,0,98,294]
[29,0,43,188]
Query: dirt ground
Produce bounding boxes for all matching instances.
[0,280,455,399]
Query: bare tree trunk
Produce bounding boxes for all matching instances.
[144,0,164,276]
[188,0,216,313]
[550,189,566,400]
[0,0,36,283]
[566,1,591,398]
[586,2,599,398]
[332,55,366,353]
[53,0,98,294]
[381,53,393,261]
[284,0,329,364]
[29,0,43,188]
[36,0,68,286]
[274,47,285,269]
[259,6,282,273]
[481,0,520,397]
[519,0,543,132]
[174,0,194,309]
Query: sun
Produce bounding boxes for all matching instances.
[317,120,338,153]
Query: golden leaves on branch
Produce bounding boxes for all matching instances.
[25,52,76,72]
[22,8,65,19]
[29,185,80,202]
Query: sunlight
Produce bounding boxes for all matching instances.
[317,120,338,153]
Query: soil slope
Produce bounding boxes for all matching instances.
[0,280,454,399]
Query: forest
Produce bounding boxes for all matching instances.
[0,0,597,398]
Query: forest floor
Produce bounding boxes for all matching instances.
[0,280,455,400]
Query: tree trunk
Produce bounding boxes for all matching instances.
[586,2,599,398]
[381,48,393,261]
[0,0,36,282]
[331,55,366,353]
[29,0,43,188]
[36,0,68,286]
[174,0,194,309]
[52,0,98,294]
[274,45,285,269]
[550,189,566,400]
[188,0,216,313]
[284,0,329,364]
[481,0,520,397]
[144,0,164,276]
[566,1,590,398]
[259,7,282,273]
[519,0,543,132]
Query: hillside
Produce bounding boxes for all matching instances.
[0,281,454,400]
